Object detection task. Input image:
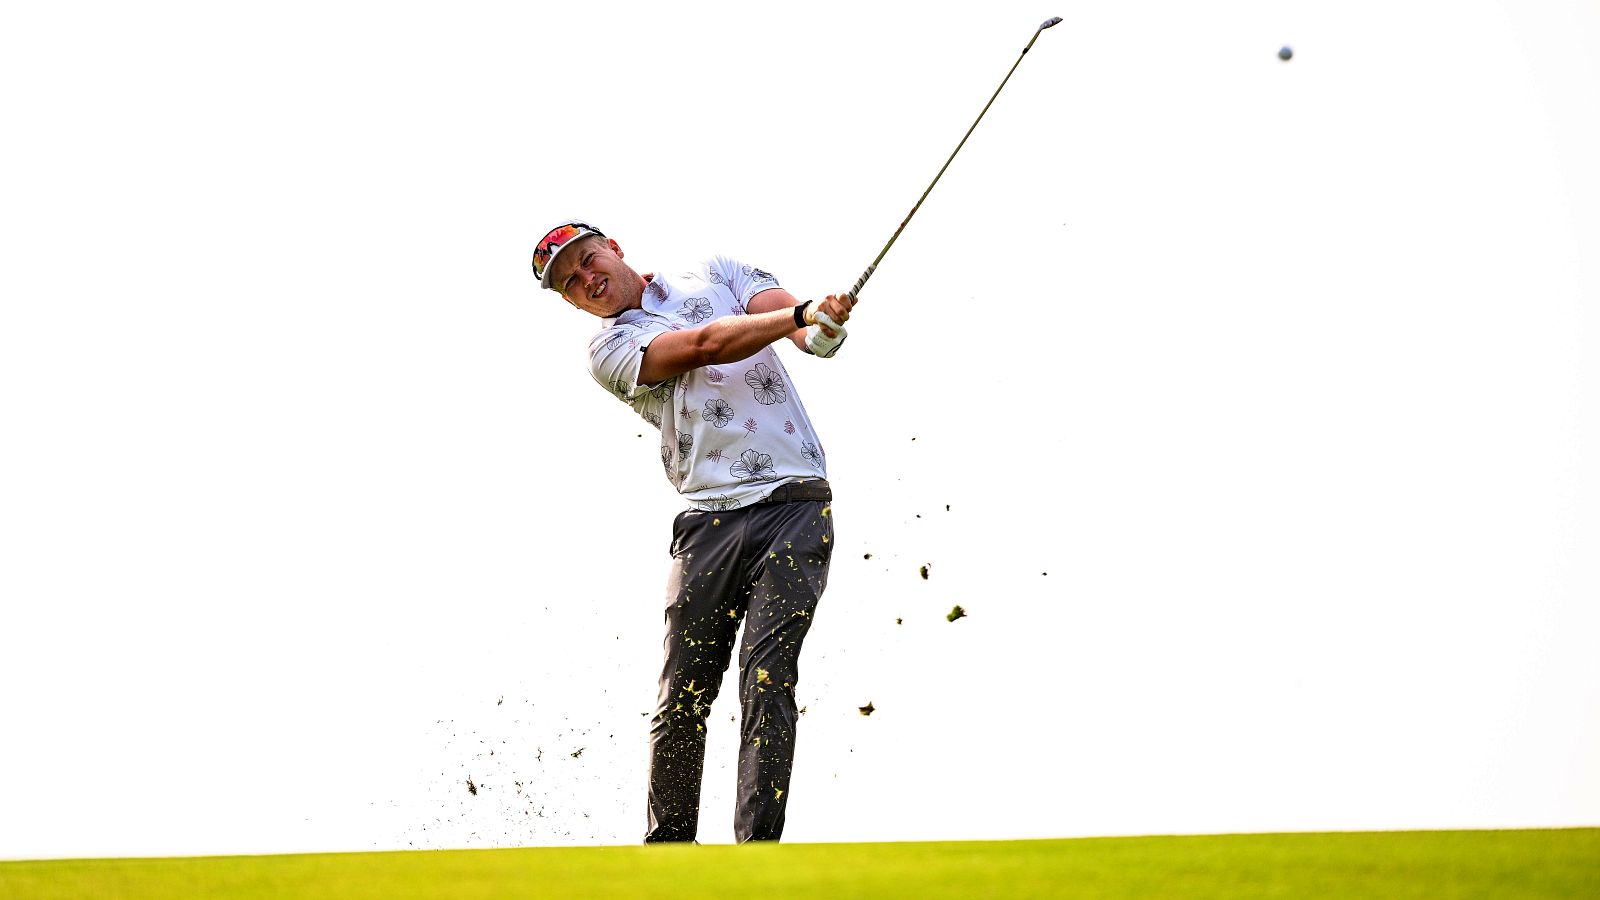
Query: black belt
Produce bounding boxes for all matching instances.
[759,479,832,504]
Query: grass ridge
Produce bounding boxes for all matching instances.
[3,828,1596,899]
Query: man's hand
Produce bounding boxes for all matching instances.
[806,314,847,357]
[804,293,857,336]
[801,292,856,358]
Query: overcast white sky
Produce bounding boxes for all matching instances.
[2,0,1596,859]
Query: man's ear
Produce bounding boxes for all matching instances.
[609,238,624,258]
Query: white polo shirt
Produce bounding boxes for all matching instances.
[587,256,827,511]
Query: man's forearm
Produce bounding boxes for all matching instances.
[699,309,805,365]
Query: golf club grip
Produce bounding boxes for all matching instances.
[849,264,875,300]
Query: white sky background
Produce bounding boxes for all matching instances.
[2,0,1596,859]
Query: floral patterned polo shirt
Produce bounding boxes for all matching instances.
[587,256,827,511]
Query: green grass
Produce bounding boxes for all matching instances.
[3,829,1595,899]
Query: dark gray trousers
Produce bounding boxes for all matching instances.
[644,495,833,843]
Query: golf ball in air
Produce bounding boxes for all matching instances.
[1279,45,1293,61]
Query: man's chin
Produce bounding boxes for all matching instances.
[607,293,640,317]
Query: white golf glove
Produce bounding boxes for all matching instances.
[806,310,847,358]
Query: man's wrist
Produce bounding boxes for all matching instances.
[792,301,810,329]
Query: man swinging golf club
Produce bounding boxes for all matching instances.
[533,219,856,843]
[530,16,1061,844]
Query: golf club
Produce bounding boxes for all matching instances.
[810,15,1063,321]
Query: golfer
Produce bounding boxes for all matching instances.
[533,220,856,843]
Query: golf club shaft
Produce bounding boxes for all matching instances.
[845,16,1062,301]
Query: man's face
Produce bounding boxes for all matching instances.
[549,235,640,318]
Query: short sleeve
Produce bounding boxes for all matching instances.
[589,320,667,403]
[708,255,781,309]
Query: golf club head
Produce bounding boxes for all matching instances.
[1040,16,1063,29]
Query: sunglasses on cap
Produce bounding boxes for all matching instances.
[532,220,606,289]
